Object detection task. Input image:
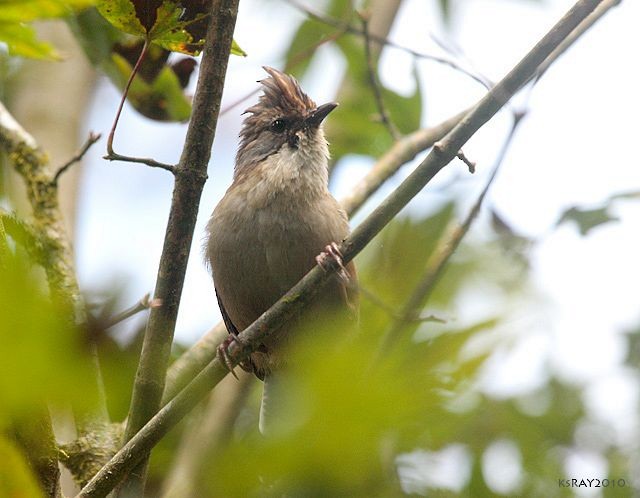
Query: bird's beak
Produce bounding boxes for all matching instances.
[306,102,338,127]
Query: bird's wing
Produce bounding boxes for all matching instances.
[215,287,240,337]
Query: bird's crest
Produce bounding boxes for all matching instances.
[244,66,316,117]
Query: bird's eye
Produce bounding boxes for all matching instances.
[270,118,287,133]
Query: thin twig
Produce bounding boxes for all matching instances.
[340,108,470,217]
[77,3,603,495]
[286,0,491,90]
[54,132,101,184]
[456,150,476,173]
[106,38,149,157]
[359,11,400,140]
[103,151,176,173]
[377,109,527,356]
[219,29,348,118]
[359,285,445,323]
[102,38,177,174]
[105,293,161,329]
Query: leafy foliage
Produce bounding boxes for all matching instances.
[556,190,640,236]
[0,0,94,59]
[96,0,245,56]
[0,436,44,498]
[0,252,100,422]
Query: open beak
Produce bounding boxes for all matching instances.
[305,102,338,127]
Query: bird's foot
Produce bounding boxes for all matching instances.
[316,242,351,284]
[216,333,246,380]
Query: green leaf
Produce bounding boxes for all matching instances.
[556,205,619,236]
[0,254,101,416]
[96,0,245,56]
[327,36,423,163]
[284,0,352,78]
[0,0,95,59]
[0,0,94,23]
[0,436,44,498]
[0,22,59,59]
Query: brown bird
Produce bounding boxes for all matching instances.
[205,67,357,433]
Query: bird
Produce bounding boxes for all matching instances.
[205,66,357,433]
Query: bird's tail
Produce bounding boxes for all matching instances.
[259,372,281,436]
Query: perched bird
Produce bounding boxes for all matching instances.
[205,66,357,433]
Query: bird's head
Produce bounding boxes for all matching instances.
[235,66,337,179]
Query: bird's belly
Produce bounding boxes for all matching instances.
[213,200,345,330]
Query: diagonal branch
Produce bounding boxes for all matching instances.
[377,109,527,356]
[117,0,240,495]
[341,108,469,217]
[77,2,604,495]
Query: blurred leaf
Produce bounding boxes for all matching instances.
[359,203,456,308]
[67,6,123,64]
[0,254,100,416]
[96,0,245,56]
[0,0,94,59]
[110,49,192,121]
[0,211,45,265]
[0,436,44,498]
[556,205,619,236]
[556,188,640,236]
[285,0,353,78]
[610,189,640,201]
[0,0,94,22]
[0,22,58,59]
[329,37,422,163]
[437,0,452,25]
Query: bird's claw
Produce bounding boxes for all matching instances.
[216,334,245,380]
[316,242,350,283]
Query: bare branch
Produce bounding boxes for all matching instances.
[102,151,176,173]
[456,149,476,173]
[117,0,240,495]
[378,110,527,356]
[359,11,400,140]
[340,108,470,217]
[54,131,101,184]
[0,102,109,433]
[77,3,604,495]
[105,293,161,329]
[287,0,491,89]
[106,39,149,158]
[358,285,446,324]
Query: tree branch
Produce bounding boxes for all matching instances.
[360,11,400,140]
[102,151,176,173]
[163,323,227,404]
[117,0,240,495]
[0,102,109,432]
[54,131,101,184]
[76,2,604,495]
[341,108,469,217]
[378,109,526,356]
